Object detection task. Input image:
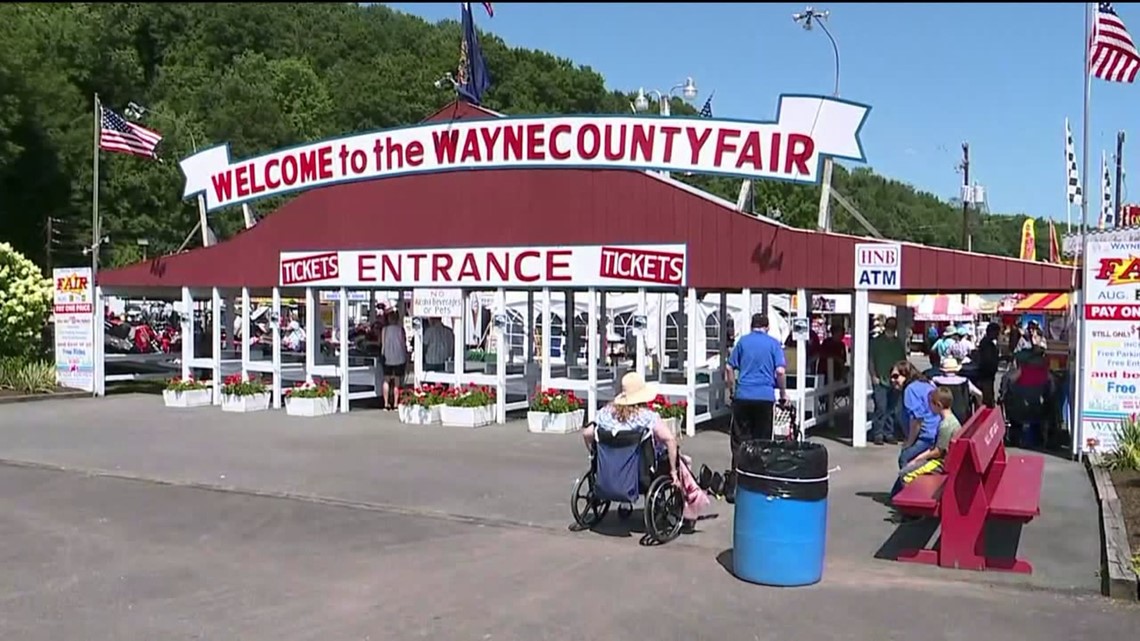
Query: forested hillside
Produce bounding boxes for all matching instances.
[0,3,1049,270]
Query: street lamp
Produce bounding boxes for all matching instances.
[793,7,840,97]
[633,76,698,117]
[794,6,841,232]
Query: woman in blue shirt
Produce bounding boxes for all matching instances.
[889,361,940,472]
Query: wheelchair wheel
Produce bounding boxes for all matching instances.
[643,475,685,544]
[570,474,610,529]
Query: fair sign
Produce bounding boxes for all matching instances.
[278,244,687,289]
[52,267,95,392]
[181,95,870,213]
[1080,235,1140,453]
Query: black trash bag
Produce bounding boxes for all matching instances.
[735,439,829,501]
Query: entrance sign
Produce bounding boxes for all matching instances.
[854,242,901,290]
[1080,237,1140,453]
[52,267,95,392]
[413,289,464,318]
[182,95,870,213]
[279,244,687,289]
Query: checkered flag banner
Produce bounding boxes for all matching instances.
[1065,118,1083,205]
[1100,150,1114,229]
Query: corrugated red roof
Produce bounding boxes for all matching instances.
[99,100,1076,294]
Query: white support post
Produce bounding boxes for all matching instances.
[852,289,870,447]
[271,287,283,408]
[93,286,105,396]
[636,287,647,379]
[794,288,809,435]
[413,311,424,386]
[495,287,507,424]
[587,287,599,422]
[240,288,251,380]
[454,290,467,386]
[685,287,698,437]
[739,288,752,346]
[541,288,552,389]
[304,287,316,383]
[526,290,535,363]
[180,286,193,381]
[211,287,222,405]
[717,291,729,413]
[338,286,350,413]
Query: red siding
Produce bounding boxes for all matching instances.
[99,101,1076,294]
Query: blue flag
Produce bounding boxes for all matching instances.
[457,3,491,105]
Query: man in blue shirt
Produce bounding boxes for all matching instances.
[726,314,788,490]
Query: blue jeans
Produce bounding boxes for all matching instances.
[892,438,935,496]
[870,383,899,441]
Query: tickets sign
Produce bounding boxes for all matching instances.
[182,95,870,213]
[278,244,687,289]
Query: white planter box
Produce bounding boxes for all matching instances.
[285,395,338,417]
[527,409,585,434]
[399,404,442,425]
[661,416,682,438]
[221,392,271,413]
[163,388,212,408]
[439,404,496,428]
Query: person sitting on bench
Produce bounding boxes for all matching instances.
[892,386,962,497]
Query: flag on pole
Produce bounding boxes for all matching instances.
[1065,118,1083,205]
[480,2,494,17]
[1100,150,1114,228]
[1019,218,1037,261]
[456,3,492,105]
[1048,220,1062,263]
[99,105,162,159]
[698,92,714,118]
[1090,3,1139,83]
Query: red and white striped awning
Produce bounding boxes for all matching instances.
[909,295,975,322]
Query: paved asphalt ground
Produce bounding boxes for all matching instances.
[0,395,1136,640]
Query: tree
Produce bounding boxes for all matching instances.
[0,3,1052,269]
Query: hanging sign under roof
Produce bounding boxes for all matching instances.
[180,94,870,214]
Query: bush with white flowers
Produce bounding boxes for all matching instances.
[0,243,52,358]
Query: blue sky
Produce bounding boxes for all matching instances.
[387,2,1137,225]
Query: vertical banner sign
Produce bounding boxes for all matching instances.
[52,267,96,392]
[1080,236,1140,453]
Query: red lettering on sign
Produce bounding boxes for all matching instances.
[598,247,685,286]
[280,252,339,286]
[1085,304,1140,321]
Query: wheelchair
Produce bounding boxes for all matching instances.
[569,422,686,544]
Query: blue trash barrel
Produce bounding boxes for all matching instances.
[732,440,829,587]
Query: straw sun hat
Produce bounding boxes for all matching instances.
[940,357,963,373]
[613,372,658,406]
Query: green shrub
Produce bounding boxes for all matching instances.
[0,243,53,359]
[0,359,55,394]
[1105,415,1140,472]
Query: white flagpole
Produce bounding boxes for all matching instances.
[92,93,101,279]
[1075,2,1094,462]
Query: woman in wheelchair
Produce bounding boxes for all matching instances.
[571,373,710,543]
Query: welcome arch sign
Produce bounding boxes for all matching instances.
[179,94,870,213]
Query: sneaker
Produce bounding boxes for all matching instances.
[873,436,884,446]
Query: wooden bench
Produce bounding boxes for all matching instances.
[891,406,1045,573]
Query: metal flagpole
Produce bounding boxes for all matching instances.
[1075,2,1094,462]
[91,93,101,279]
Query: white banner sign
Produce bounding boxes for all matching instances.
[853,242,901,290]
[413,289,464,318]
[1080,238,1140,453]
[52,267,95,392]
[182,95,870,213]
[279,244,687,289]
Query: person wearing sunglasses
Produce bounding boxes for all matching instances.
[889,360,940,471]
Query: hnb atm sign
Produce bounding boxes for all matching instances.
[854,242,902,290]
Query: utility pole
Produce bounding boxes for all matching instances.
[959,142,970,250]
[1115,131,1125,226]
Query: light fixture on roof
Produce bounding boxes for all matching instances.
[680,77,698,101]
[633,88,650,113]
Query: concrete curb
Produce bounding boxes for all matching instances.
[0,390,89,406]
[1087,453,1139,601]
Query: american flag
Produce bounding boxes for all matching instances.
[698,92,714,118]
[1090,3,1139,83]
[100,106,162,159]
[481,2,494,17]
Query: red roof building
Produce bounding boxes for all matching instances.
[99,101,1075,295]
